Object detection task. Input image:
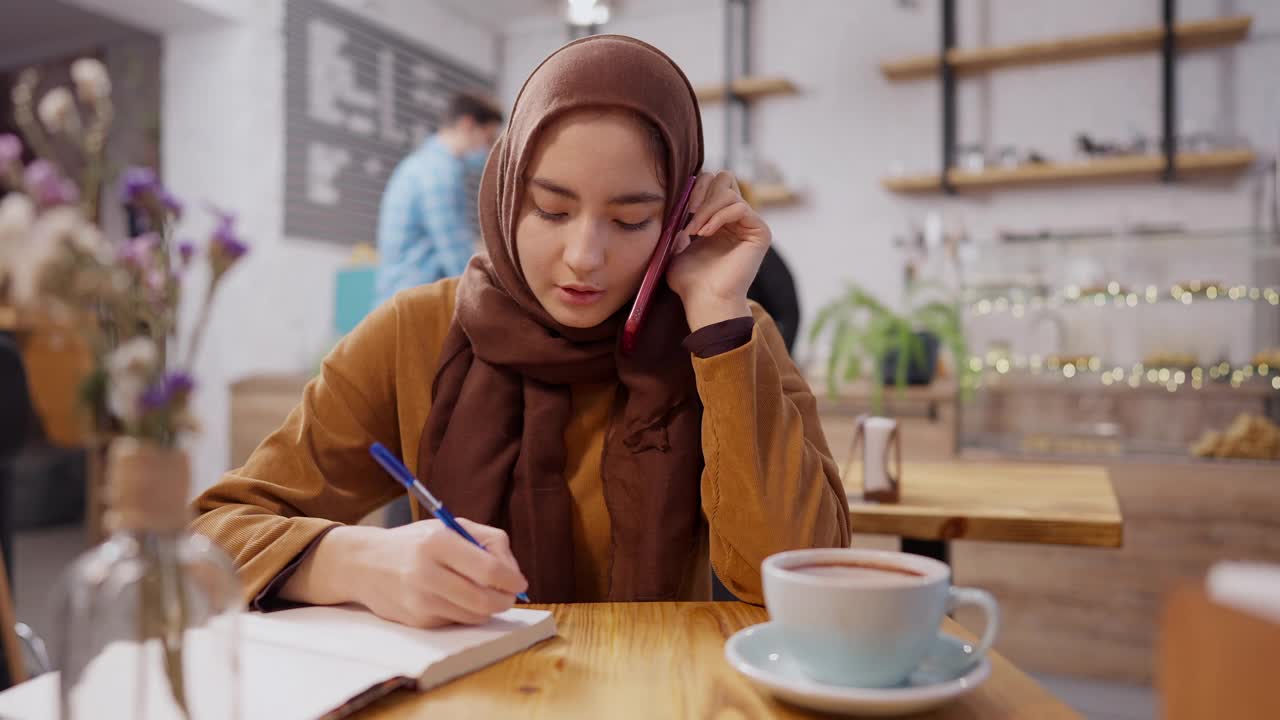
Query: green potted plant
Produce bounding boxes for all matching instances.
[809,280,968,412]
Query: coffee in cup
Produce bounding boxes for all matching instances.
[762,548,1000,688]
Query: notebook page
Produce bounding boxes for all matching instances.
[53,628,394,720]
[240,604,554,682]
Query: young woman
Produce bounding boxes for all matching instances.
[193,35,849,628]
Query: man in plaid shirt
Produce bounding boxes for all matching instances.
[376,94,503,304]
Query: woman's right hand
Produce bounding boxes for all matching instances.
[356,519,529,627]
[284,519,529,628]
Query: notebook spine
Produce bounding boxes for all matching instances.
[318,675,417,720]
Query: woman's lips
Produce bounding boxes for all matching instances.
[557,285,606,306]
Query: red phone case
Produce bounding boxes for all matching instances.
[621,175,698,355]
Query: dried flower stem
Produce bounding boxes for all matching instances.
[182,283,215,371]
[11,70,60,167]
[139,538,192,719]
[80,98,113,223]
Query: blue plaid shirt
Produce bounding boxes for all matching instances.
[376,136,478,303]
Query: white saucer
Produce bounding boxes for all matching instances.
[724,622,991,717]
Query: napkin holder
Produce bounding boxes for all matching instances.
[848,415,901,503]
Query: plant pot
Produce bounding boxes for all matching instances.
[880,331,940,387]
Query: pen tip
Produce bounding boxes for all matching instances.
[516,592,531,603]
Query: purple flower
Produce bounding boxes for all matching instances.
[177,239,196,264]
[24,160,78,207]
[209,208,248,263]
[138,384,165,412]
[139,371,196,412]
[210,207,235,236]
[117,232,160,267]
[0,134,20,168]
[169,372,195,395]
[25,160,54,185]
[24,160,55,187]
[205,207,249,283]
[145,267,167,293]
[56,178,80,205]
[159,189,183,219]
[119,167,158,204]
[214,230,248,261]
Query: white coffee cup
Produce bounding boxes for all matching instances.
[762,548,1000,688]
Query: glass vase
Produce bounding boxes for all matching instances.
[54,438,241,720]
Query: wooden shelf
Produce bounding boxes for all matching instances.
[881,173,947,194]
[694,76,797,103]
[883,149,1257,194]
[752,183,801,208]
[881,16,1251,81]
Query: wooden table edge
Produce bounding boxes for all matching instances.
[849,505,1125,548]
[847,499,1124,523]
[358,602,1082,719]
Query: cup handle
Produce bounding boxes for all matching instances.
[946,586,1000,667]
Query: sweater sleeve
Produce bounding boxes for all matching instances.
[682,316,754,358]
[692,304,851,604]
[190,285,450,604]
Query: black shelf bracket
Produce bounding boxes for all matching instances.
[566,23,600,41]
[724,0,751,173]
[940,0,957,194]
[1161,0,1178,182]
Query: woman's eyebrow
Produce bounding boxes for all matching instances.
[529,177,663,206]
[529,177,577,199]
[609,191,664,206]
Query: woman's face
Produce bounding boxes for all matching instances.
[515,110,666,329]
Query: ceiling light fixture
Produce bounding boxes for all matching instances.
[566,0,610,27]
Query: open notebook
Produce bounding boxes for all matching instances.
[243,604,556,717]
[0,605,556,720]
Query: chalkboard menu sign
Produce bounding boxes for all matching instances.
[284,0,495,245]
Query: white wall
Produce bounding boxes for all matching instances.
[500,0,1280,368]
[47,0,1279,491]
[81,0,502,494]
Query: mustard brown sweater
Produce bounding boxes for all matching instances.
[192,278,850,605]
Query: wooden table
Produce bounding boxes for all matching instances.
[360,602,1080,719]
[846,460,1123,563]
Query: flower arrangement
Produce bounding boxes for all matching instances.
[1,58,248,718]
[0,59,248,446]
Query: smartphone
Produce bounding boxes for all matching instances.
[621,175,698,355]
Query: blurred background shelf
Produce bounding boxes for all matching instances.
[751,183,801,208]
[693,75,797,103]
[965,364,1279,394]
[987,226,1280,247]
[883,149,1258,194]
[961,373,1278,460]
[880,15,1252,81]
[965,285,1280,314]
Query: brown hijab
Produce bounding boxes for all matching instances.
[417,35,706,602]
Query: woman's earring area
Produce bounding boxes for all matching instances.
[681,212,699,243]
[672,212,699,255]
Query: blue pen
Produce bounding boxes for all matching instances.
[369,442,530,603]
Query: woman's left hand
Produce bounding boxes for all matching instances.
[665,170,771,331]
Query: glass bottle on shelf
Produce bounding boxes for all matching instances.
[55,438,241,720]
